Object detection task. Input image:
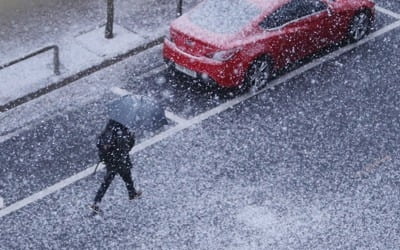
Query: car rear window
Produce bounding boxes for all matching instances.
[189,0,261,34]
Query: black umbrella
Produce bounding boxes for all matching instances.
[107,94,167,132]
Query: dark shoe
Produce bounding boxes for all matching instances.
[89,204,101,214]
[129,190,142,200]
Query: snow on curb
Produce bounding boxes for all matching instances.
[0,24,168,109]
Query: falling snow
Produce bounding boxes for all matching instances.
[1,0,400,249]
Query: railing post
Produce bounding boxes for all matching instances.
[53,46,60,75]
[176,0,183,17]
[105,0,114,39]
[0,45,61,76]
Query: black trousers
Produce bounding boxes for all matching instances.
[94,167,137,203]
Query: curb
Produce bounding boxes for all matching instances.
[0,36,165,113]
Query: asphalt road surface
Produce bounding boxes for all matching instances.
[1,2,400,249]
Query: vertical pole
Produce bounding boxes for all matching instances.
[105,0,114,39]
[53,46,60,75]
[176,0,182,17]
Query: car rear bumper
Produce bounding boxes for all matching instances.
[162,38,245,88]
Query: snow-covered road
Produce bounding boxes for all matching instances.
[1,1,400,249]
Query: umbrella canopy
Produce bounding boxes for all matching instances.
[107,94,167,132]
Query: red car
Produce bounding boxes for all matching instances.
[163,0,375,89]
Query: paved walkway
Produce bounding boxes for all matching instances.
[0,0,199,109]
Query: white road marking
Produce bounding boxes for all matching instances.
[0,165,97,216]
[164,110,188,125]
[110,86,131,96]
[376,6,400,20]
[0,130,20,144]
[1,19,400,218]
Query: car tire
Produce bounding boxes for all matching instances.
[243,55,273,91]
[347,10,372,43]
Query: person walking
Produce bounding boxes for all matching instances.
[90,119,142,214]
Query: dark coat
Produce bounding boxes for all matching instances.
[97,120,135,171]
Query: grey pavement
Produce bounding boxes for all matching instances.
[0,0,199,109]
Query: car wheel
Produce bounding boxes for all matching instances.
[244,56,272,91]
[348,10,372,43]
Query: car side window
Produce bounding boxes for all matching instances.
[300,0,327,16]
[259,0,327,30]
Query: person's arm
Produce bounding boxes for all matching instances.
[128,132,135,149]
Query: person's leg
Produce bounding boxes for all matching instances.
[94,169,116,204]
[119,168,140,199]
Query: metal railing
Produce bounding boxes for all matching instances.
[176,0,183,17]
[0,45,60,75]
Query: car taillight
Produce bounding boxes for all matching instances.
[208,48,240,62]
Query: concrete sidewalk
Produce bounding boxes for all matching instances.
[0,0,199,111]
[0,23,166,111]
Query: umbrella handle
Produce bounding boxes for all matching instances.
[94,162,101,174]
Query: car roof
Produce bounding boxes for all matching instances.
[249,0,290,12]
[170,0,297,46]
